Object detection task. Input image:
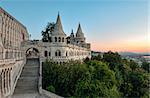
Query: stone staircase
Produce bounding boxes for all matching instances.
[12,58,49,98]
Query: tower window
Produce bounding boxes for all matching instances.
[62,37,64,42]
[55,37,57,42]
[59,37,61,42]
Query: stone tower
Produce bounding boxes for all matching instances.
[75,23,85,44]
[51,13,66,43]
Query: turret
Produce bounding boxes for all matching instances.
[75,23,85,43]
[51,13,66,43]
[76,23,84,38]
[51,13,66,36]
[70,29,74,38]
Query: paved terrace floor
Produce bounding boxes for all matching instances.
[12,58,49,98]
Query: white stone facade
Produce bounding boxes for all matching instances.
[0,7,29,98]
[0,7,91,97]
[23,14,91,63]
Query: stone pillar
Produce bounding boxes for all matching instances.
[0,72,2,97]
[1,71,4,96]
[6,70,9,93]
[8,69,11,93]
[4,70,7,95]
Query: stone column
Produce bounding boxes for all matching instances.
[8,69,11,93]
[4,70,7,94]
[0,72,2,97]
[1,71,4,96]
[6,70,9,93]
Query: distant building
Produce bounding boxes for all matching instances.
[91,51,103,57]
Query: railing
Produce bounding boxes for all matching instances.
[0,58,26,98]
[52,56,69,61]
[0,59,15,66]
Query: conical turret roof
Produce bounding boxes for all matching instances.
[56,13,63,31]
[52,13,66,36]
[76,23,84,38]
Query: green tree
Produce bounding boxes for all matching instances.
[41,22,55,42]
[141,61,150,72]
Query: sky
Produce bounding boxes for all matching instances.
[0,0,149,53]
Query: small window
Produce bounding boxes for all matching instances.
[49,52,51,56]
[55,51,57,56]
[55,37,57,42]
[49,37,52,42]
[55,50,61,57]
[58,51,61,56]
[62,37,64,42]
[44,51,47,57]
[59,37,61,42]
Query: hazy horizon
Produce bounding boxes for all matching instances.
[1,0,149,53]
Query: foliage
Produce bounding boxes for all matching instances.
[91,51,150,98]
[41,22,55,42]
[141,61,150,72]
[42,51,150,98]
[42,60,120,97]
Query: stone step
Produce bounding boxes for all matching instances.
[14,88,38,94]
[16,80,38,87]
[21,69,39,76]
[13,58,40,96]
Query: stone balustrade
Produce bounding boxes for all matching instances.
[0,58,26,98]
[0,59,15,66]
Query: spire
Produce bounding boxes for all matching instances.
[52,12,66,36]
[76,23,84,38]
[70,29,74,37]
[77,23,82,33]
[71,29,74,34]
[56,12,63,31]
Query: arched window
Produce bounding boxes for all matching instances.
[44,51,47,57]
[55,37,57,42]
[66,52,68,56]
[55,50,61,57]
[62,37,64,42]
[58,51,61,56]
[49,37,52,42]
[59,37,61,42]
[55,51,57,56]
[49,52,51,56]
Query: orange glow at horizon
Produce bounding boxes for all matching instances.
[91,37,150,53]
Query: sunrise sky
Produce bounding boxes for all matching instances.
[1,0,149,53]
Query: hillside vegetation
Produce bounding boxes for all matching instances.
[42,51,150,98]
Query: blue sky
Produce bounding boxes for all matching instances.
[0,0,149,52]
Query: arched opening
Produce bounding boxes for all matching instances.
[44,51,48,57]
[26,47,39,58]
[55,50,61,57]
[62,37,64,42]
[55,37,57,42]
[58,37,61,42]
